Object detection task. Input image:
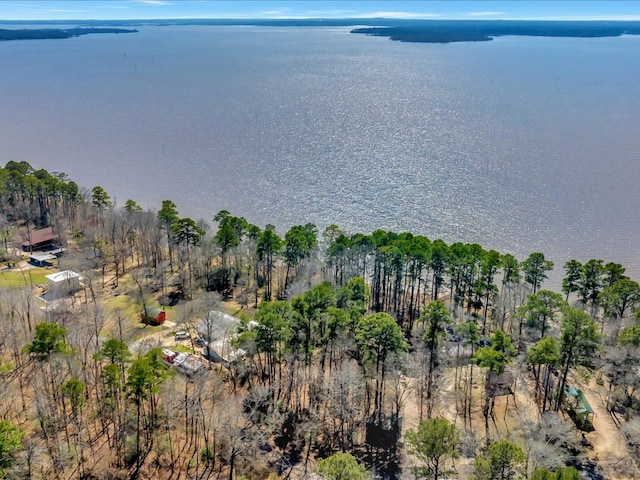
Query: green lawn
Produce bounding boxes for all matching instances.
[0,267,50,288]
[173,344,197,354]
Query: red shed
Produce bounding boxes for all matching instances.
[141,306,166,325]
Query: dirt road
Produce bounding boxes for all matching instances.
[581,381,639,480]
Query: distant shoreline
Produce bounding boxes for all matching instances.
[350,20,640,44]
[0,27,137,42]
[2,19,640,44]
[0,18,640,43]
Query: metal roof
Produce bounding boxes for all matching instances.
[45,270,80,283]
[141,306,163,317]
[198,310,241,343]
[30,253,56,262]
[566,386,594,415]
[22,226,56,247]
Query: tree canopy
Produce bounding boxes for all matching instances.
[24,322,68,360]
[0,420,23,472]
[522,252,554,294]
[473,439,526,480]
[406,417,459,480]
[315,452,370,480]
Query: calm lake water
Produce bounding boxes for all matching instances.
[1,26,639,282]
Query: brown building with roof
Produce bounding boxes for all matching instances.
[22,226,58,251]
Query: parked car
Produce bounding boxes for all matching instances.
[175,331,190,341]
[194,336,207,347]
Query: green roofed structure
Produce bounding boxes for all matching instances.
[565,386,594,431]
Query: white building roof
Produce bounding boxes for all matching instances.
[45,270,81,283]
[198,310,242,343]
[30,253,56,262]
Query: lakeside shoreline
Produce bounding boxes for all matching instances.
[2,19,640,44]
[0,27,137,41]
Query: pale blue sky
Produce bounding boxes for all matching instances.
[1,1,640,21]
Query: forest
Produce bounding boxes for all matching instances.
[350,21,640,43]
[0,28,138,41]
[1,160,640,480]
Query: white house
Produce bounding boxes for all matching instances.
[198,310,242,343]
[198,310,243,363]
[45,270,81,298]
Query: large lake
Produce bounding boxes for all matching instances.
[1,26,639,282]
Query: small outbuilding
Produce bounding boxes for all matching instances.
[564,386,595,431]
[45,270,81,298]
[141,306,166,325]
[29,253,56,267]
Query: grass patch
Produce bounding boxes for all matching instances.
[101,291,158,343]
[0,267,50,288]
[173,344,195,354]
[0,361,15,375]
[99,268,178,344]
[103,293,138,314]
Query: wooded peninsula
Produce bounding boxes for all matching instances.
[1,160,639,480]
[350,20,640,43]
[0,28,137,41]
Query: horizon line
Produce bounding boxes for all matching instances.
[3,16,640,22]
